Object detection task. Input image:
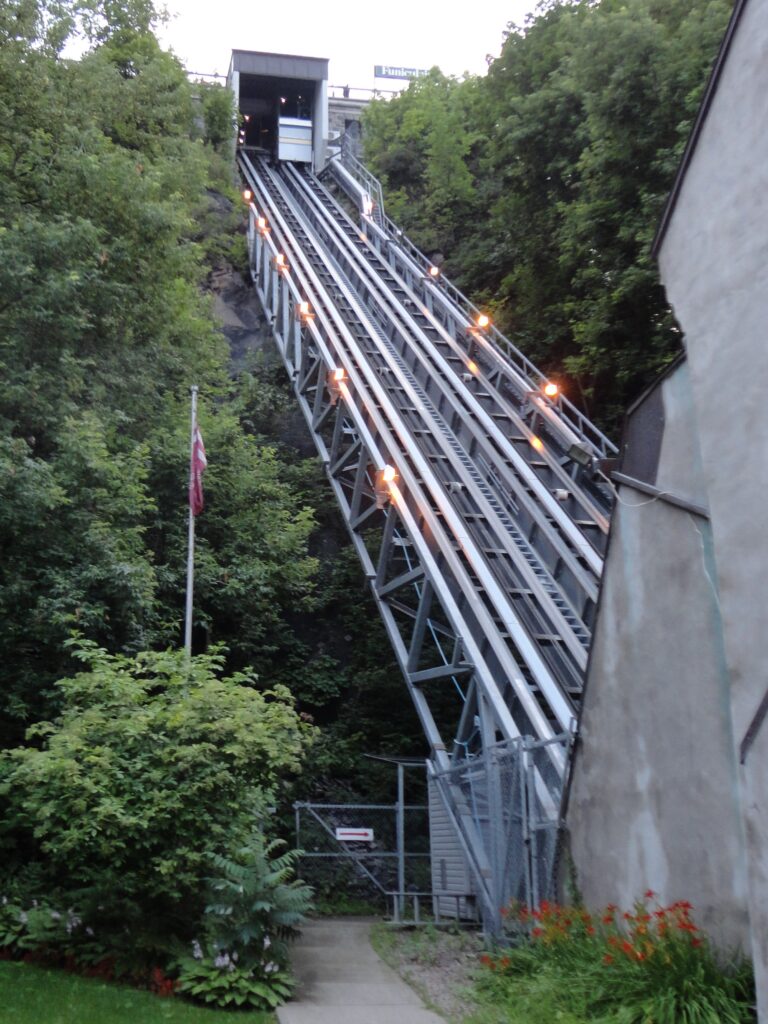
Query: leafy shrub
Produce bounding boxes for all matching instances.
[0,644,313,959]
[476,895,754,1024]
[175,835,312,1009]
[205,835,313,961]
[177,948,294,1010]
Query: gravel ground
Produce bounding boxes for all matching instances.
[370,924,486,1023]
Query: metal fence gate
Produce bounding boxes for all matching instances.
[294,801,433,915]
[428,733,571,932]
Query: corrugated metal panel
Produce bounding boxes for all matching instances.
[231,50,328,82]
[428,777,475,919]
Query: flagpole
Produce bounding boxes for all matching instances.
[184,385,198,658]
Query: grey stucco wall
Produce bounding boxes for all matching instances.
[656,0,768,1011]
[567,362,751,950]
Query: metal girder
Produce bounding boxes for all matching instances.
[238,150,609,931]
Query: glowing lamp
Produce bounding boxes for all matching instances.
[327,367,345,405]
[242,188,252,202]
[467,360,479,374]
[244,114,250,122]
[543,382,559,398]
[428,265,440,278]
[298,301,314,320]
[476,314,490,329]
[382,465,396,483]
[257,216,268,232]
[531,436,544,453]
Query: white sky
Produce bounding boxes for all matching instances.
[155,0,538,89]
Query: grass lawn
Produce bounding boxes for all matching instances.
[0,962,276,1024]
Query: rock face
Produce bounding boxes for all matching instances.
[208,263,270,370]
[207,259,318,458]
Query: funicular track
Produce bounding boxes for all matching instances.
[237,147,616,930]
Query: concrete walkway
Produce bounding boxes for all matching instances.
[277,917,445,1024]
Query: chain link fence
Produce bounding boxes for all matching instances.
[296,734,571,932]
[429,733,571,931]
[294,802,431,907]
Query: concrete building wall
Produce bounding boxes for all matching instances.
[567,361,751,950]
[655,0,768,1010]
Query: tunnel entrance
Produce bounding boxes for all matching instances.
[228,51,329,169]
[238,75,315,156]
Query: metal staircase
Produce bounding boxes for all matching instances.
[237,144,616,932]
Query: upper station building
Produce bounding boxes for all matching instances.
[227,49,372,171]
[228,50,329,169]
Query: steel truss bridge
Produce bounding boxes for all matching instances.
[238,140,616,932]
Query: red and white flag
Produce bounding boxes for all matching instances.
[189,424,207,516]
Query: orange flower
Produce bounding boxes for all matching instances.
[644,889,656,900]
[532,927,544,938]
[603,954,614,965]
[587,926,596,935]
[602,914,614,924]
[691,938,703,948]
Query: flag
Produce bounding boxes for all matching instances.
[189,424,207,516]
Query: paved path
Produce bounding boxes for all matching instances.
[277,917,445,1024]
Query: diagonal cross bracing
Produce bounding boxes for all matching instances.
[237,149,613,931]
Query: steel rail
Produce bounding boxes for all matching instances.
[284,162,605,590]
[331,146,617,462]
[278,163,599,675]
[246,154,577,732]
[240,153,574,745]
[289,163,607,544]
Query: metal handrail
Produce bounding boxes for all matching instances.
[386,890,477,925]
[335,138,617,458]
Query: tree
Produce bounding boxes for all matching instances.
[361,0,731,430]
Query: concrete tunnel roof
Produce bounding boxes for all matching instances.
[229,49,329,83]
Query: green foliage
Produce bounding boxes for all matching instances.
[177,956,294,1010]
[0,2,325,740]
[199,82,236,151]
[0,644,313,952]
[204,836,313,961]
[363,0,732,430]
[174,835,311,1010]
[472,896,754,1024]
